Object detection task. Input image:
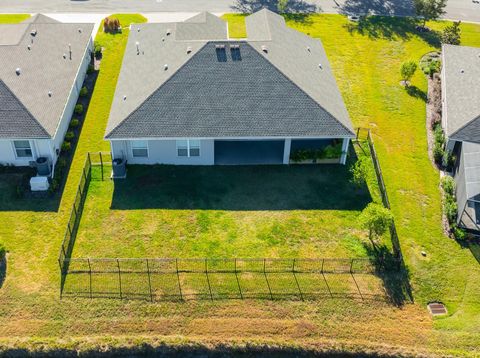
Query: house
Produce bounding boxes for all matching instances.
[105,10,355,166]
[441,44,480,233]
[0,14,94,173]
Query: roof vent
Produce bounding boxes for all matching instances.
[27,44,31,50]
[164,64,168,70]
[318,63,323,69]
[123,95,127,100]
[78,28,82,33]
[63,53,67,59]
[135,41,140,54]
[261,45,268,53]
[162,37,165,42]
[68,43,72,59]
[166,29,171,36]
[137,27,140,32]
[306,46,311,52]
[186,46,192,54]
[30,29,37,36]
[15,68,21,75]
[460,69,464,73]
[48,91,52,97]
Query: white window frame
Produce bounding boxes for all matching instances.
[176,139,200,158]
[12,140,34,159]
[131,140,149,158]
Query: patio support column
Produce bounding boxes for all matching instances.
[283,138,291,164]
[340,138,350,165]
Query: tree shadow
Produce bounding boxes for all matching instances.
[467,239,480,265]
[231,0,318,14]
[110,160,372,211]
[339,0,414,17]
[406,85,427,102]
[364,243,413,306]
[344,16,441,48]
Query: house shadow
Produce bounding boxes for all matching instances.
[0,169,61,212]
[364,243,413,306]
[110,160,372,211]
[231,0,319,14]
[344,15,441,47]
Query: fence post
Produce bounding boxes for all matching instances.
[205,258,213,300]
[263,259,273,300]
[88,258,93,299]
[175,258,183,300]
[117,259,122,299]
[99,152,104,181]
[234,258,243,299]
[146,259,153,302]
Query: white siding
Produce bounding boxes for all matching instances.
[0,138,52,166]
[111,139,215,165]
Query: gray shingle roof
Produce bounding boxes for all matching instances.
[442,44,480,143]
[0,15,93,139]
[106,10,354,139]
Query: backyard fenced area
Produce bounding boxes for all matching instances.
[58,135,410,303]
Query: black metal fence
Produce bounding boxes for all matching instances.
[58,152,111,275]
[356,128,403,261]
[61,257,388,301]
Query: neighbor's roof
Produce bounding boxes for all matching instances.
[0,15,93,139]
[106,9,354,139]
[442,44,480,143]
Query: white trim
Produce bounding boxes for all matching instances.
[131,139,149,158]
[176,139,201,158]
[340,138,350,165]
[283,138,291,164]
[109,135,355,141]
[12,139,35,160]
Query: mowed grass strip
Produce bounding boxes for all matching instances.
[0,14,30,23]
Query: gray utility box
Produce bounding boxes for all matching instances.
[112,158,127,178]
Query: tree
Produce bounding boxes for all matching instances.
[400,61,418,86]
[359,203,393,249]
[277,0,289,12]
[441,21,461,45]
[414,0,448,27]
[350,156,373,187]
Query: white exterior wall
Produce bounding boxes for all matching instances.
[0,138,51,166]
[111,139,215,165]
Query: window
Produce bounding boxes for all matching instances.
[131,140,148,157]
[176,139,200,157]
[13,140,32,158]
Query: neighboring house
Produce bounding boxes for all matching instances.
[105,10,355,166]
[441,44,480,233]
[0,14,94,173]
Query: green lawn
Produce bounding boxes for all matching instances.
[1,13,480,356]
[74,162,375,259]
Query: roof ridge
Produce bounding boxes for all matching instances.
[0,79,51,138]
[106,41,210,138]
[245,42,353,136]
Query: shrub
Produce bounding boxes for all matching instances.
[441,176,455,196]
[65,131,75,141]
[0,242,5,260]
[441,21,461,45]
[444,196,457,224]
[452,225,466,240]
[400,60,418,85]
[61,141,71,152]
[87,64,95,74]
[74,104,83,114]
[69,119,80,128]
[79,86,88,97]
[93,41,102,57]
[425,59,441,77]
[324,143,343,159]
[49,177,60,194]
[104,17,121,33]
[350,156,373,187]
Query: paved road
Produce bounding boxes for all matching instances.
[1,0,480,23]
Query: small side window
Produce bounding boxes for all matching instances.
[14,140,32,158]
[131,140,148,157]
